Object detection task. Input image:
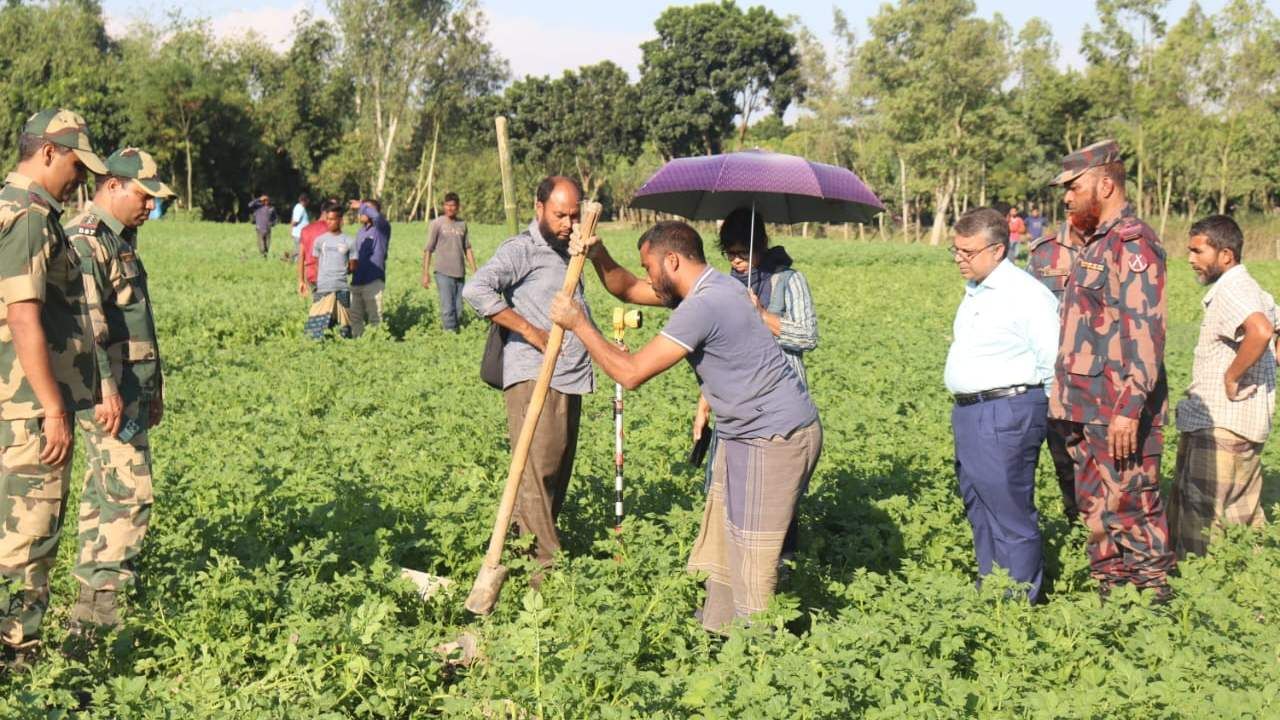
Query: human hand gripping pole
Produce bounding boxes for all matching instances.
[464,201,603,615]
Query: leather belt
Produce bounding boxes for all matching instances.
[953,384,1043,407]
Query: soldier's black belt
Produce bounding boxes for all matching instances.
[953,384,1044,406]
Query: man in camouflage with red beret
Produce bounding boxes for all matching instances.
[1048,139,1177,600]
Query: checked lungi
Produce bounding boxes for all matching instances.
[1168,428,1267,559]
[304,290,352,340]
[687,420,822,633]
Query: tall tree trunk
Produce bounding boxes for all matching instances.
[929,172,957,246]
[898,154,909,243]
[424,120,440,220]
[1158,173,1173,240]
[184,134,193,214]
[1136,124,1145,216]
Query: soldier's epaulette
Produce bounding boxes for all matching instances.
[77,214,100,236]
[1028,232,1056,252]
[1118,220,1145,242]
[25,193,49,216]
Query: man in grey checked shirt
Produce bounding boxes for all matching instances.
[1170,215,1278,558]
[462,176,593,574]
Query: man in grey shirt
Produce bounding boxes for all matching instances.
[423,192,477,332]
[551,220,822,633]
[462,176,593,573]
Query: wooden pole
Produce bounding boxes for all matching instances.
[465,203,603,615]
[495,116,518,236]
[425,118,440,221]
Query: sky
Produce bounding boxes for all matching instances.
[102,0,1276,79]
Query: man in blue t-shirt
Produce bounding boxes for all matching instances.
[550,220,822,634]
[1025,204,1047,241]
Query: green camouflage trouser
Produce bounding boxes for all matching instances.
[73,402,153,593]
[0,417,73,647]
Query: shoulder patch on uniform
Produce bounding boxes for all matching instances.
[1127,253,1149,273]
[77,214,99,236]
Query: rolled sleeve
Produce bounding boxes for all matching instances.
[776,271,818,352]
[464,243,519,318]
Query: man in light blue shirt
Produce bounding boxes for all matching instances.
[290,193,310,261]
[944,207,1059,603]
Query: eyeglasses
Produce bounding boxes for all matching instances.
[948,243,999,261]
[722,249,749,260]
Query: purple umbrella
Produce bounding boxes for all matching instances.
[631,150,884,284]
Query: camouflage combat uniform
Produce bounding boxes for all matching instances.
[0,171,96,649]
[63,148,171,629]
[1027,224,1082,520]
[1050,203,1176,591]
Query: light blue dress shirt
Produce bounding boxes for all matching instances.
[944,259,1060,395]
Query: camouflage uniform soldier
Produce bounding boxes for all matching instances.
[1026,221,1086,521]
[64,148,171,633]
[1048,139,1176,599]
[0,109,106,659]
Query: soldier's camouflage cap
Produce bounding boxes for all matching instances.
[1049,139,1122,187]
[105,148,176,198]
[22,108,108,175]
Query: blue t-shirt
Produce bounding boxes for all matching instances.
[312,232,357,293]
[1025,215,1046,240]
[660,267,818,439]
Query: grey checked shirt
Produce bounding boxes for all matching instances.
[462,222,594,395]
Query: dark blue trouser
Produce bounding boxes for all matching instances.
[952,390,1047,602]
[435,272,464,331]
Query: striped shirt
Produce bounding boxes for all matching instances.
[769,270,818,388]
[1176,264,1278,443]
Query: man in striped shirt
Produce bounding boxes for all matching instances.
[1170,215,1277,558]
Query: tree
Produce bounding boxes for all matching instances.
[328,0,504,206]
[638,1,803,158]
[502,62,644,201]
[858,0,1010,245]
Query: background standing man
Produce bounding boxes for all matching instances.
[1049,139,1177,600]
[944,208,1058,603]
[247,194,277,259]
[1007,207,1027,261]
[349,198,390,337]
[423,192,476,332]
[306,202,358,339]
[64,147,172,636]
[0,109,106,659]
[550,220,821,633]
[1170,215,1276,558]
[1025,205,1047,242]
[1027,218,1088,521]
[296,203,330,298]
[462,176,594,574]
[289,192,310,262]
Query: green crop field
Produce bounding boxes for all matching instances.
[3,219,1279,718]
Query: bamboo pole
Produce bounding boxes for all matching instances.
[495,116,518,236]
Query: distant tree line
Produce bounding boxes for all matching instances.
[4,0,1277,238]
